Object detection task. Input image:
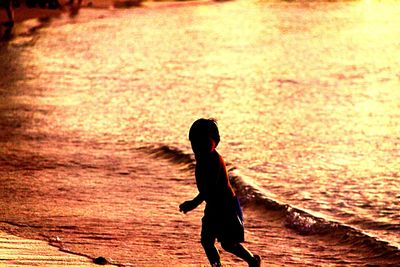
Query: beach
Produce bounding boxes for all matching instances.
[1,0,400,266]
[0,231,103,266]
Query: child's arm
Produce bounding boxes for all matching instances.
[179,193,204,214]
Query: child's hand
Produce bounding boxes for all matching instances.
[179,200,196,214]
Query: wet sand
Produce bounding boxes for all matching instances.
[1,4,102,267]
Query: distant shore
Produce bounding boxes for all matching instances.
[0,0,212,25]
[0,0,213,40]
[0,5,63,24]
[0,0,214,30]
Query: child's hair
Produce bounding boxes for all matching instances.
[189,118,220,146]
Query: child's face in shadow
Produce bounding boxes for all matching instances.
[190,136,216,158]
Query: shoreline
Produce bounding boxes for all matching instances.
[0,6,62,25]
[0,230,116,266]
[0,0,214,24]
[0,0,214,40]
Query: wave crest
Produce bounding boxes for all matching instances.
[146,145,400,262]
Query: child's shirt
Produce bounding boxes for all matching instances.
[195,150,235,210]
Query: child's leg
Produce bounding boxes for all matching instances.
[221,242,260,267]
[201,211,221,266]
[201,236,221,266]
[5,0,15,27]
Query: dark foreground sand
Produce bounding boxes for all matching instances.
[0,231,113,266]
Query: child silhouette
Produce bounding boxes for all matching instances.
[180,118,261,267]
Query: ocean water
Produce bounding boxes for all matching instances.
[0,0,399,266]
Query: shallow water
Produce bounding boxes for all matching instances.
[1,0,400,266]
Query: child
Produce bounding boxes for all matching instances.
[179,118,261,267]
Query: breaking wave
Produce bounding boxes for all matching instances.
[146,144,400,264]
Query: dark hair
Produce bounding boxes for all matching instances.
[189,118,220,146]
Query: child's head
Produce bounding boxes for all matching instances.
[189,118,220,156]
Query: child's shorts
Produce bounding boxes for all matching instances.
[201,196,245,244]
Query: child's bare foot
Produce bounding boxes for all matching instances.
[249,254,261,267]
[2,21,14,28]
